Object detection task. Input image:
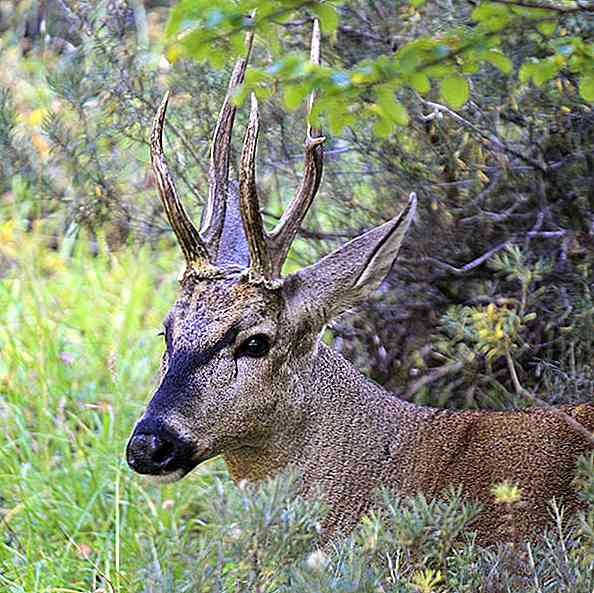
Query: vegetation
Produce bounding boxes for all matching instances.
[166,0,594,136]
[1,0,593,591]
[1,221,593,591]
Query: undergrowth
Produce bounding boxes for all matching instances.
[1,219,593,592]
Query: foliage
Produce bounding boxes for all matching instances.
[164,0,594,136]
[0,216,592,592]
[1,0,239,247]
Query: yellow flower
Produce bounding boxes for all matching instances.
[492,482,522,505]
[410,568,444,593]
[0,220,16,243]
[42,252,67,274]
[27,107,47,127]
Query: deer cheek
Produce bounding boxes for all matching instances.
[208,357,236,390]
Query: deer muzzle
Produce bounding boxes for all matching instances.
[126,418,199,479]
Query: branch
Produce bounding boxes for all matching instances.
[493,0,594,13]
[406,362,464,399]
[506,352,594,446]
[418,97,547,173]
[424,240,511,275]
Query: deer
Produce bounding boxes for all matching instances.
[126,20,594,544]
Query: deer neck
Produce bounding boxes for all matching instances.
[223,342,431,491]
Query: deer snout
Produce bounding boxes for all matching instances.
[126,420,195,477]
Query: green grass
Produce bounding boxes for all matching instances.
[2,219,593,593]
[0,220,229,592]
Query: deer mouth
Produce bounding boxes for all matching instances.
[126,426,217,481]
[137,450,216,483]
[165,451,218,481]
[192,448,217,465]
[146,467,189,484]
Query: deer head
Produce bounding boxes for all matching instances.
[126,21,416,483]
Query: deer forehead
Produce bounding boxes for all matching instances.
[166,277,284,349]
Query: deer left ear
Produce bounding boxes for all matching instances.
[285,193,416,323]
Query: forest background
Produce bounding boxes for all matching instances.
[0,1,593,591]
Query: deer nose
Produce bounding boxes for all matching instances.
[126,425,189,475]
[127,433,174,472]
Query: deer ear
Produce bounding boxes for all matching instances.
[285,193,416,323]
[213,181,250,268]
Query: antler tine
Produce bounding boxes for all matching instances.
[151,92,211,269]
[269,18,325,276]
[239,93,273,279]
[200,29,256,253]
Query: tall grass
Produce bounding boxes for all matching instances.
[0,219,226,592]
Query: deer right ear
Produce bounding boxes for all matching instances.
[284,193,416,325]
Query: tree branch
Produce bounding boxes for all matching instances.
[418,97,547,173]
[493,0,594,14]
[506,352,594,446]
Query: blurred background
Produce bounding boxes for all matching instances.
[0,1,593,591]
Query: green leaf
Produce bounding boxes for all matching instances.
[381,98,409,126]
[410,72,430,94]
[579,75,594,102]
[424,63,455,79]
[283,84,308,110]
[372,115,393,138]
[410,0,426,6]
[375,87,409,126]
[230,31,248,56]
[471,3,511,31]
[311,3,339,33]
[439,76,470,109]
[254,86,273,99]
[532,60,559,86]
[327,106,347,135]
[486,50,512,74]
[269,54,304,78]
[512,6,551,18]
[207,47,225,68]
[391,100,410,126]
[461,61,480,74]
[537,20,557,36]
[519,62,536,83]
[232,84,249,106]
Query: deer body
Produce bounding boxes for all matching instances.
[126,21,594,544]
[223,343,593,542]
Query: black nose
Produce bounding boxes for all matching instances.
[126,424,192,475]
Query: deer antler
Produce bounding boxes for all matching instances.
[200,29,256,255]
[239,93,274,278]
[269,18,325,276]
[236,18,324,279]
[151,92,211,269]
[152,19,323,279]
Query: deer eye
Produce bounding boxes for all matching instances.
[238,334,271,358]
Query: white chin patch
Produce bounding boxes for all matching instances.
[143,468,186,484]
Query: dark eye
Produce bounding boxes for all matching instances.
[238,334,271,358]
